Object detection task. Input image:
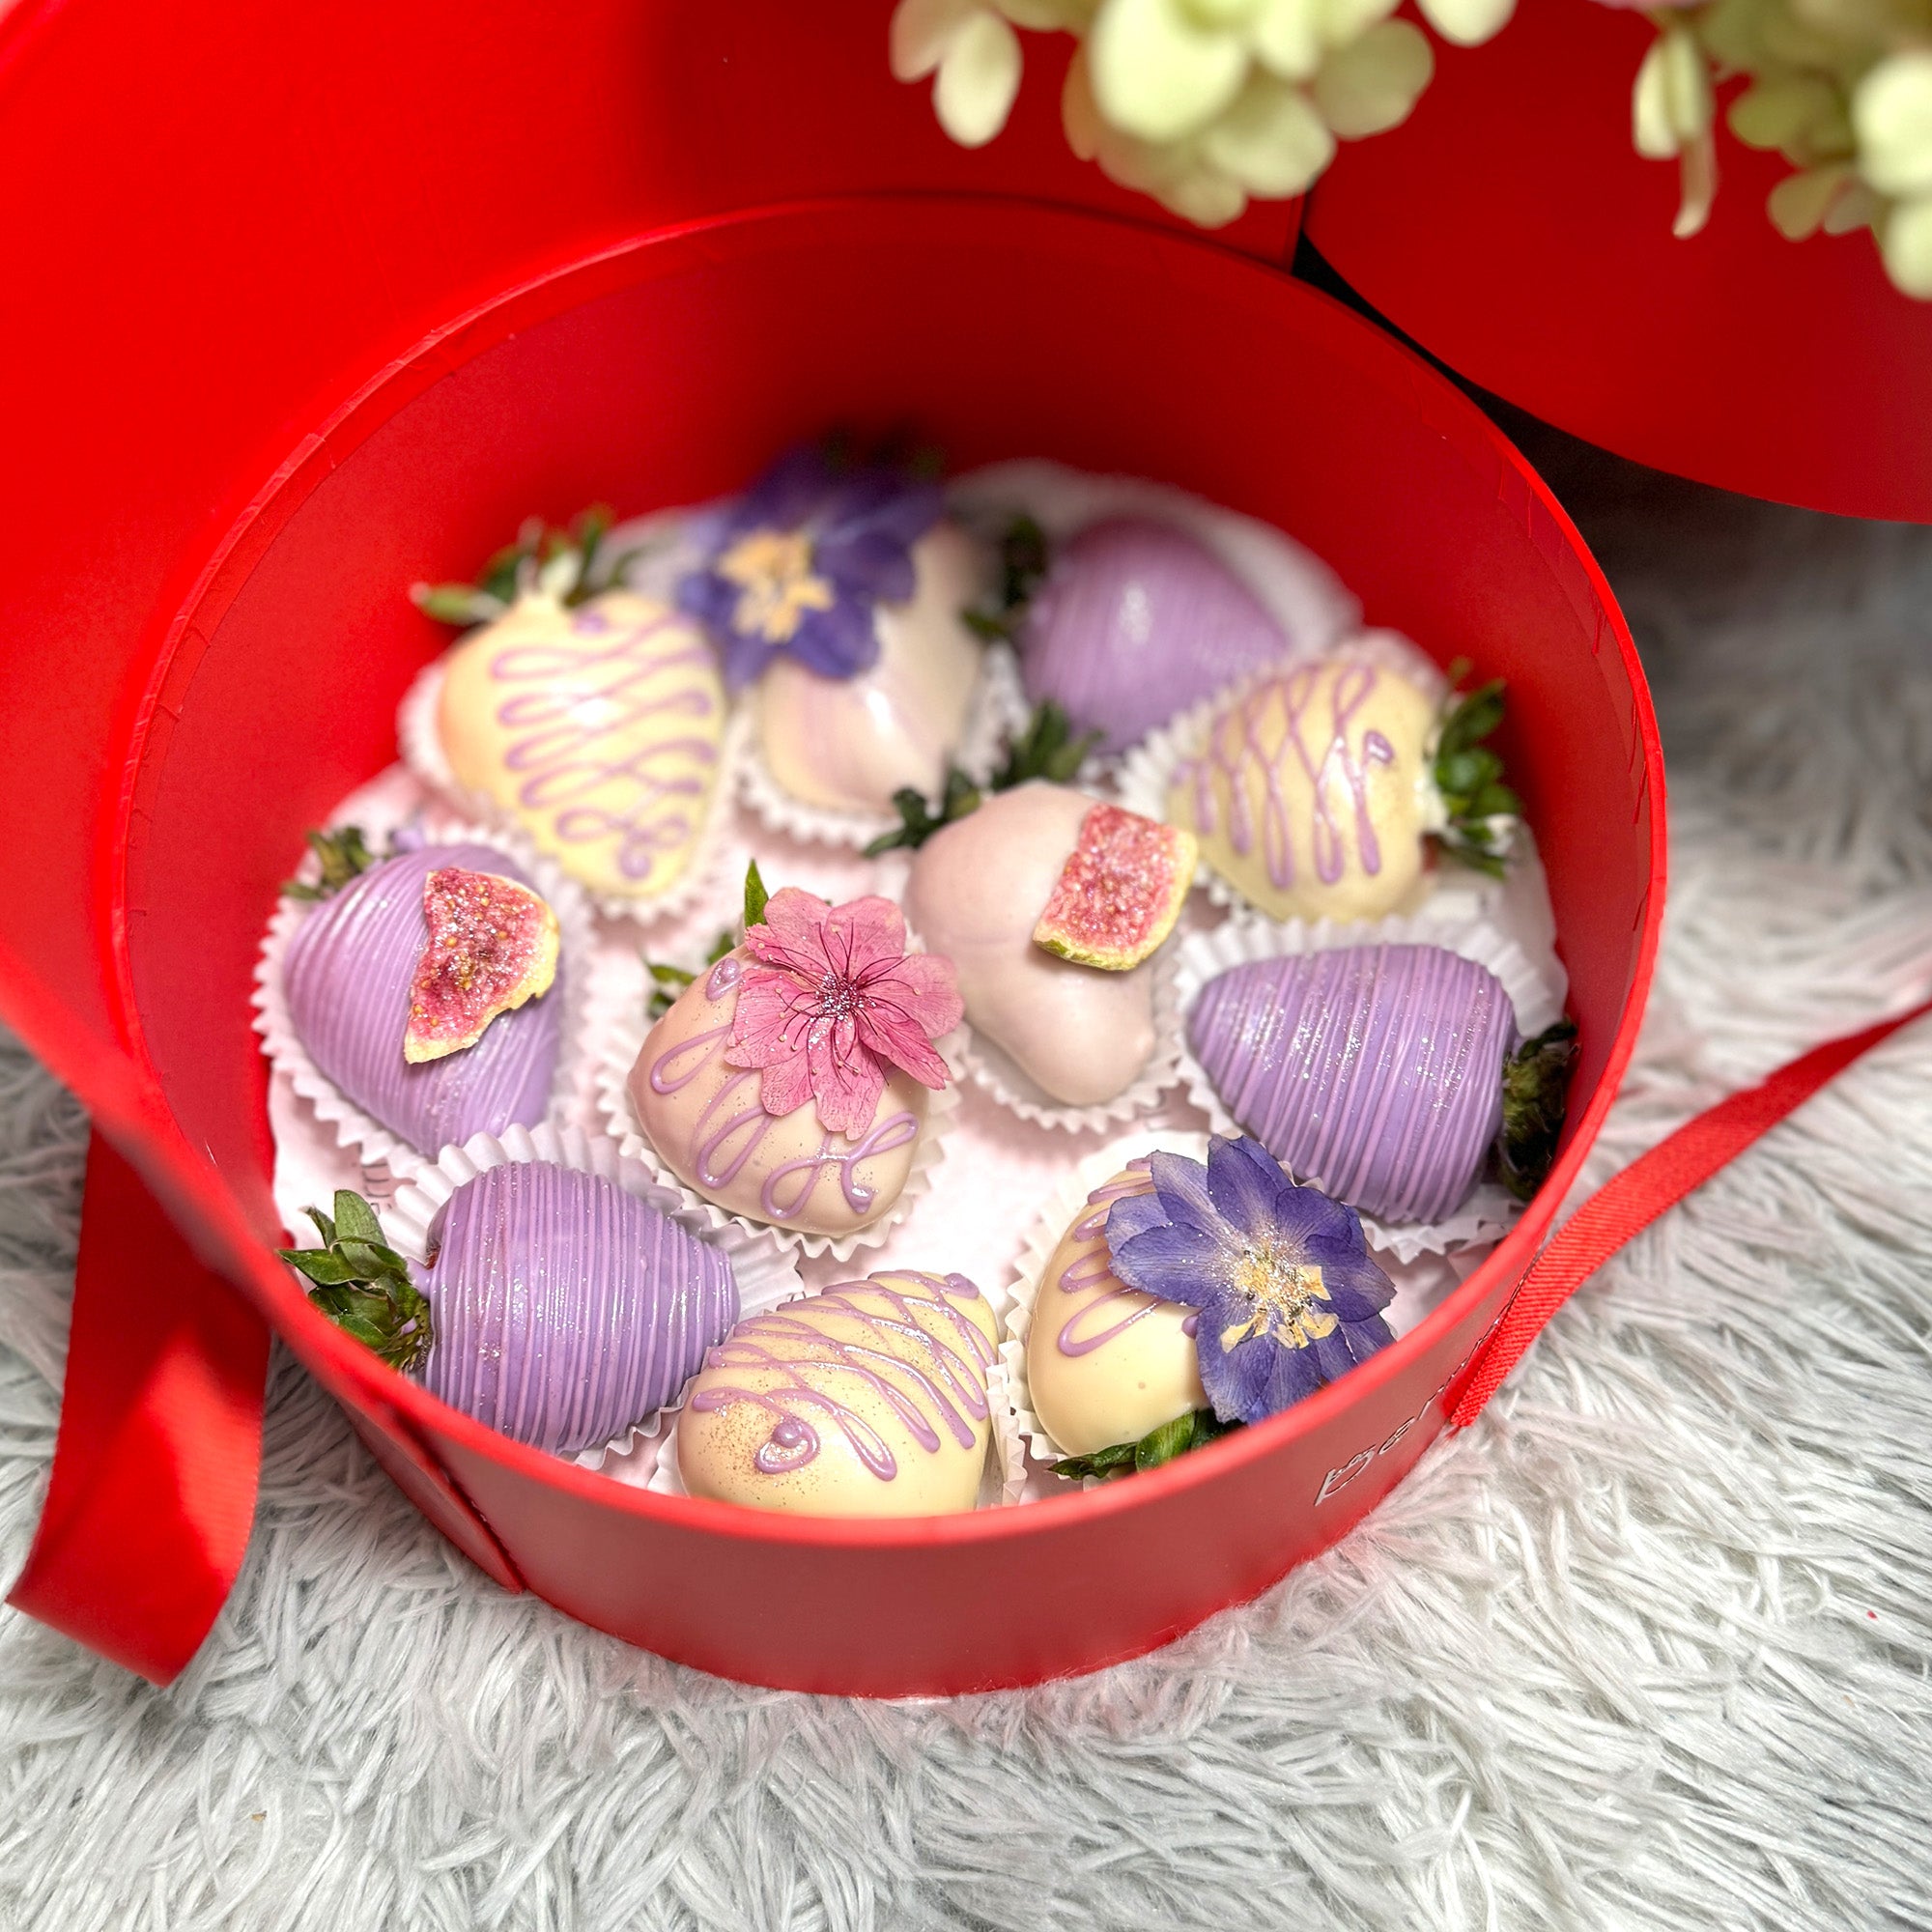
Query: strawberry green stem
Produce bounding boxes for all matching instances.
[278,1189,434,1374]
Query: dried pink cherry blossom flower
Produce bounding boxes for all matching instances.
[724,889,963,1136]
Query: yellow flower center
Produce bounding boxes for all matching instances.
[1217,1237,1336,1354]
[717,526,837,645]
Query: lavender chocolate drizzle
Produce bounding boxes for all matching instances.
[646,955,920,1224]
[1188,944,1517,1225]
[485,604,719,884]
[282,842,560,1156]
[690,1272,993,1480]
[412,1159,737,1457]
[1053,1163,1197,1356]
[1173,664,1396,891]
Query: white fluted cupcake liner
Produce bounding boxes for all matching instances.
[954,940,1189,1133]
[734,641,1030,852]
[1170,912,1565,1264]
[644,1401,691,1495]
[251,817,596,1182]
[1002,1129,1212,1480]
[1115,632,1456,919]
[984,1364,1028,1507]
[646,1352,1025,1510]
[590,975,965,1264]
[397,652,748,927]
[384,1122,802,1471]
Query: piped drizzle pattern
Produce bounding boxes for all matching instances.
[1175,663,1396,891]
[689,1272,995,1480]
[484,604,720,886]
[1054,1163,1199,1354]
[646,956,920,1224]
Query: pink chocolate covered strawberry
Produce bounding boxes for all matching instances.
[904,782,1192,1109]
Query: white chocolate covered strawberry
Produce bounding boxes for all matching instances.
[674,443,986,816]
[416,512,726,908]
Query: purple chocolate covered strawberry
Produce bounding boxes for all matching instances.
[281,838,562,1158]
[281,1164,738,1456]
[1019,519,1291,753]
[1187,944,1577,1224]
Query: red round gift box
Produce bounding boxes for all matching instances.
[0,0,1663,1692]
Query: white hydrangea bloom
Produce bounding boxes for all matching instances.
[1630,21,1719,237]
[891,0,1095,148]
[892,0,1510,229]
[1854,52,1932,200]
[1088,0,1252,141]
[1633,24,1714,162]
[890,0,1932,298]
[1200,71,1336,195]
[1880,191,1932,296]
[1312,20,1434,141]
[1617,0,1932,296]
[1413,0,1515,52]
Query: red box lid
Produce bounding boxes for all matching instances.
[1303,0,1932,524]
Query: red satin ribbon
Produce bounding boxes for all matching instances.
[1453,994,1932,1427]
[6,1131,269,1684]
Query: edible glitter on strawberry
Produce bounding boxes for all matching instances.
[723,889,963,1136]
[403,867,560,1064]
[1032,802,1198,971]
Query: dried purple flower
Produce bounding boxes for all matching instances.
[1105,1136,1395,1425]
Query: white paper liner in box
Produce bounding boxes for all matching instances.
[1115,632,1456,918]
[953,940,1189,1134]
[1001,1129,1215,1477]
[734,641,1029,851]
[1169,912,1568,1264]
[384,1122,802,1471]
[397,652,748,928]
[251,817,597,1181]
[647,1346,1025,1509]
[591,978,966,1266]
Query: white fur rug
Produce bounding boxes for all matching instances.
[3,443,1931,1931]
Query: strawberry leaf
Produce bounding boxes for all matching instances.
[864,701,1097,855]
[283,825,382,901]
[957,512,1049,641]
[1430,676,1521,879]
[278,1191,434,1375]
[1052,1408,1236,1482]
[1492,1019,1580,1202]
[415,504,621,623]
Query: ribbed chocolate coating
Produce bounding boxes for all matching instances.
[283,843,560,1157]
[1188,945,1517,1224]
[412,1161,739,1456]
[1020,519,1289,753]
